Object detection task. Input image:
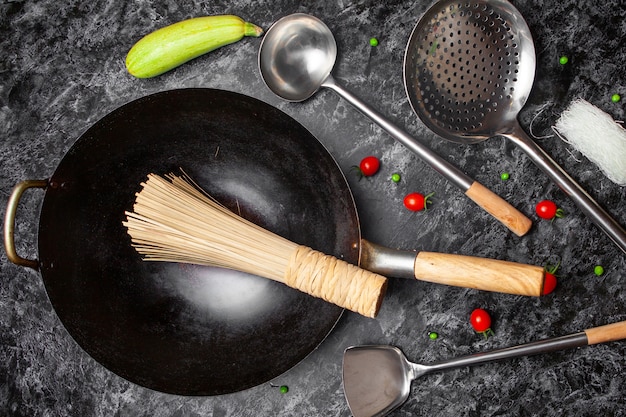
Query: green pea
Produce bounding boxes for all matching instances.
[611,94,621,103]
[559,56,569,65]
[594,265,604,276]
[279,385,289,394]
[428,331,438,340]
[391,173,401,183]
[369,37,379,47]
[500,172,510,181]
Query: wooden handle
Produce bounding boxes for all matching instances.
[413,252,545,296]
[465,181,532,237]
[585,321,626,345]
[284,246,388,318]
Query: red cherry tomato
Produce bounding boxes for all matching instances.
[403,192,434,211]
[470,308,494,339]
[542,261,560,295]
[535,200,564,220]
[543,271,557,295]
[470,308,491,332]
[358,156,380,177]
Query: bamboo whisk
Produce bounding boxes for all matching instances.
[123,172,387,318]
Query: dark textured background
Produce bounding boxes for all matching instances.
[1,0,625,416]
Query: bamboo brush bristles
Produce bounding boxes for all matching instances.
[124,173,296,281]
[123,172,388,318]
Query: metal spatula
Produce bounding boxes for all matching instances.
[342,320,626,417]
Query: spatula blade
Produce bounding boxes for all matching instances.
[342,345,413,417]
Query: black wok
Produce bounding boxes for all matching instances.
[3,89,357,395]
[4,88,546,396]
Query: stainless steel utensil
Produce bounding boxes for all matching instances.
[403,0,626,254]
[258,13,532,237]
[343,320,626,417]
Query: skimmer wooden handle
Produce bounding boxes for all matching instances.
[413,251,545,296]
[465,181,532,237]
[285,246,388,318]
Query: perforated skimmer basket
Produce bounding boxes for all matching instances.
[403,0,626,254]
[404,0,536,143]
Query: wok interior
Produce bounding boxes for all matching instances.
[404,0,536,142]
[35,89,360,395]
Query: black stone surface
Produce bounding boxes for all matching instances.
[1,0,625,416]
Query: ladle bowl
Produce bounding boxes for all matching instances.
[258,13,533,237]
[403,0,626,253]
[259,14,336,102]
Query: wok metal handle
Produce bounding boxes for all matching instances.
[321,76,533,237]
[3,179,48,270]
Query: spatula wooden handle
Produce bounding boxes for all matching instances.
[585,321,626,345]
[414,252,545,296]
[465,181,532,237]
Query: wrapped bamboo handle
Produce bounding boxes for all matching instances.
[414,252,545,296]
[465,181,532,237]
[585,321,626,345]
[285,246,388,318]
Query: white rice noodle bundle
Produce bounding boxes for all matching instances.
[554,98,626,186]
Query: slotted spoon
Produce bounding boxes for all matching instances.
[403,0,626,254]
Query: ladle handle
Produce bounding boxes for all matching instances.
[506,127,626,255]
[464,181,532,237]
[322,76,532,237]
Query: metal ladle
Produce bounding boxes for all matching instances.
[403,0,626,254]
[258,13,532,237]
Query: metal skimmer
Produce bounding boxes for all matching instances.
[404,0,626,253]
